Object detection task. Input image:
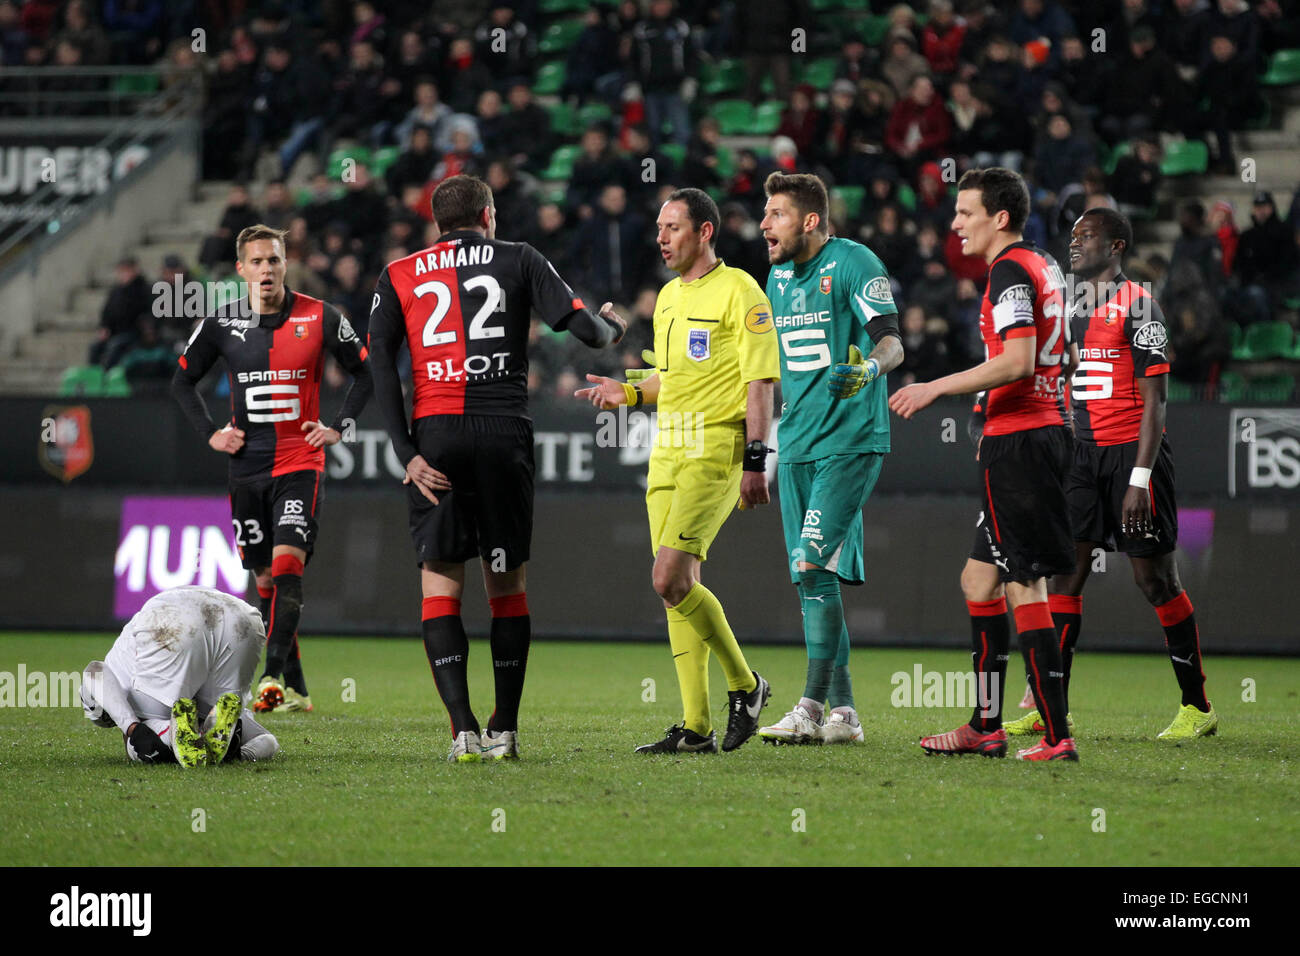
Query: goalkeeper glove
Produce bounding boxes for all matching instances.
[624,349,657,385]
[827,344,880,399]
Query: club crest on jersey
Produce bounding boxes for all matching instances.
[820,275,832,294]
[687,328,711,361]
[1133,320,1168,350]
[294,324,307,339]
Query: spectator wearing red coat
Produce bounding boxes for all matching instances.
[1209,200,1239,278]
[921,0,966,79]
[776,85,821,158]
[884,74,952,178]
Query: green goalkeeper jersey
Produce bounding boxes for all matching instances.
[766,236,898,463]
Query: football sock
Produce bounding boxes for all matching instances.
[797,569,843,706]
[487,593,530,733]
[282,637,308,696]
[673,583,755,694]
[967,597,1010,733]
[666,604,711,735]
[421,596,478,737]
[1155,591,1209,711]
[1049,593,1082,712]
[256,583,273,630]
[830,617,855,709]
[1014,601,1069,745]
[262,554,303,680]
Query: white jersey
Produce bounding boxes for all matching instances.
[103,587,264,713]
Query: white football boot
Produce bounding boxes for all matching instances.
[448,730,483,763]
[822,707,864,744]
[759,704,824,745]
[480,729,519,760]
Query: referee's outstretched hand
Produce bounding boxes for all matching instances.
[574,374,626,410]
[403,454,452,505]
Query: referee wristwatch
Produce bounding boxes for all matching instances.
[743,440,771,472]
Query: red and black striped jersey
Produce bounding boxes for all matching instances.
[176,290,370,482]
[978,241,1071,436]
[1069,275,1169,446]
[368,230,585,419]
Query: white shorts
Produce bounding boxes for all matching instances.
[105,587,264,712]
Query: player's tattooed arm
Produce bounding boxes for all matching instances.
[865,315,904,376]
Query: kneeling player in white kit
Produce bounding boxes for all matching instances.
[81,586,279,767]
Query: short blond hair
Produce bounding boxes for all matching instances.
[236,224,288,261]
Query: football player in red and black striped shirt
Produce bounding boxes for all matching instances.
[891,168,1078,761]
[367,175,625,762]
[172,225,373,714]
[1020,208,1216,741]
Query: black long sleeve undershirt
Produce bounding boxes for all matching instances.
[171,366,217,440]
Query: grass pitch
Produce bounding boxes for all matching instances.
[1,633,1296,867]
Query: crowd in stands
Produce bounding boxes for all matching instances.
[8,1,1299,399]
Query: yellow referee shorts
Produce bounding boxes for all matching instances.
[645,421,745,560]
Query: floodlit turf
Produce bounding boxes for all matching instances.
[1,633,1296,866]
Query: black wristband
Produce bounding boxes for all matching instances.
[633,385,643,409]
[743,440,770,472]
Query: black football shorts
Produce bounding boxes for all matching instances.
[970,425,1076,583]
[1067,435,1178,557]
[229,469,323,570]
[407,414,534,569]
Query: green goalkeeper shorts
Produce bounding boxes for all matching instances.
[778,453,885,585]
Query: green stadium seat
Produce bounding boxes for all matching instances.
[860,15,891,45]
[701,58,745,96]
[659,142,686,166]
[800,57,838,89]
[1249,374,1296,402]
[897,183,917,211]
[540,144,581,180]
[810,0,847,11]
[1242,320,1296,360]
[842,0,872,8]
[112,73,160,96]
[327,146,372,179]
[541,185,567,206]
[753,100,784,135]
[1159,139,1208,176]
[1166,378,1196,402]
[832,184,866,219]
[1230,322,1248,360]
[576,102,613,130]
[59,365,104,397]
[714,146,736,179]
[103,365,131,397]
[547,101,578,136]
[539,19,586,55]
[1260,49,1300,86]
[533,61,566,96]
[1103,140,1131,176]
[370,146,400,178]
[539,0,587,12]
[1218,370,1247,402]
[712,99,755,135]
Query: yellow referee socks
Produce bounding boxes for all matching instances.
[667,605,711,735]
[674,583,757,694]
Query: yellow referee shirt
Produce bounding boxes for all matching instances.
[652,261,779,426]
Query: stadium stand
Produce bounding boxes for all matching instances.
[0,0,1298,402]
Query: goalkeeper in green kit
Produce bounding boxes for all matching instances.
[757,172,903,745]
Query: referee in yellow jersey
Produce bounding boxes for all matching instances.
[577,187,780,753]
